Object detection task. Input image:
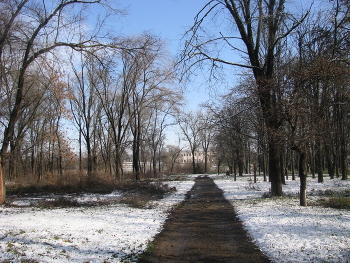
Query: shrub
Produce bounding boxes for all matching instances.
[118,180,176,199]
[37,197,80,208]
[118,181,176,208]
[119,193,151,208]
[322,197,350,210]
[6,179,176,209]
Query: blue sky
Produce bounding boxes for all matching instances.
[113,0,234,145]
[117,0,216,110]
[118,0,208,52]
[114,0,321,114]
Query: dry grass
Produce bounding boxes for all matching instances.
[324,197,350,209]
[117,180,176,208]
[5,172,177,209]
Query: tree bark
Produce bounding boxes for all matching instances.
[0,159,5,204]
[291,152,296,181]
[204,149,208,173]
[341,148,347,180]
[268,136,283,196]
[316,144,323,183]
[192,150,197,174]
[299,152,307,206]
[133,134,141,180]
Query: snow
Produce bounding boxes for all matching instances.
[1,174,349,262]
[214,175,350,263]
[0,179,195,262]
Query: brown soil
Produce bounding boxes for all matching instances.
[139,175,271,263]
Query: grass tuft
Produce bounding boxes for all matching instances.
[119,181,176,208]
[5,180,176,209]
[320,197,350,209]
[137,240,155,262]
[37,197,81,208]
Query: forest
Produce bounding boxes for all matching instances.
[0,0,349,207]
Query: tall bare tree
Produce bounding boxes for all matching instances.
[198,110,215,173]
[179,0,309,196]
[271,3,350,205]
[122,34,180,180]
[178,111,203,174]
[209,92,256,177]
[0,0,122,204]
[93,50,131,180]
[69,52,103,182]
[147,102,180,177]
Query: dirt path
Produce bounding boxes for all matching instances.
[139,175,271,263]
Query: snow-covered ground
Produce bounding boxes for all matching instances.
[0,174,349,262]
[0,179,196,263]
[214,175,350,263]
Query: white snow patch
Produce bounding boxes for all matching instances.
[2,175,350,263]
[0,179,195,262]
[214,175,350,263]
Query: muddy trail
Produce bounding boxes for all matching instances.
[139,175,271,263]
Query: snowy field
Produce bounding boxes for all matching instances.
[214,175,350,263]
[0,179,196,263]
[0,174,349,262]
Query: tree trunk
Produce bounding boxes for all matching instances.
[316,145,324,183]
[340,111,348,180]
[310,147,315,179]
[335,159,339,178]
[9,142,16,181]
[238,159,244,177]
[299,152,307,206]
[204,149,208,173]
[263,153,267,182]
[152,149,157,177]
[291,150,295,180]
[280,147,286,185]
[340,145,347,180]
[0,159,5,204]
[217,160,221,175]
[132,113,142,181]
[192,150,196,174]
[245,150,249,174]
[57,136,63,178]
[87,139,93,181]
[256,74,283,195]
[133,137,141,180]
[268,136,283,196]
[115,156,122,181]
[326,153,335,180]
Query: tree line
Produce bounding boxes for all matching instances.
[0,0,183,204]
[179,0,349,206]
[0,0,349,207]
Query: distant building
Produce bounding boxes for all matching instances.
[178,150,213,164]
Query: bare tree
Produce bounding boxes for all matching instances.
[2,59,75,185]
[0,0,122,204]
[210,93,256,177]
[178,111,203,174]
[329,0,350,180]
[93,50,131,180]
[179,0,309,196]
[121,34,180,180]
[69,52,103,182]
[198,110,215,173]
[146,101,180,177]
[164,143,184,174]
